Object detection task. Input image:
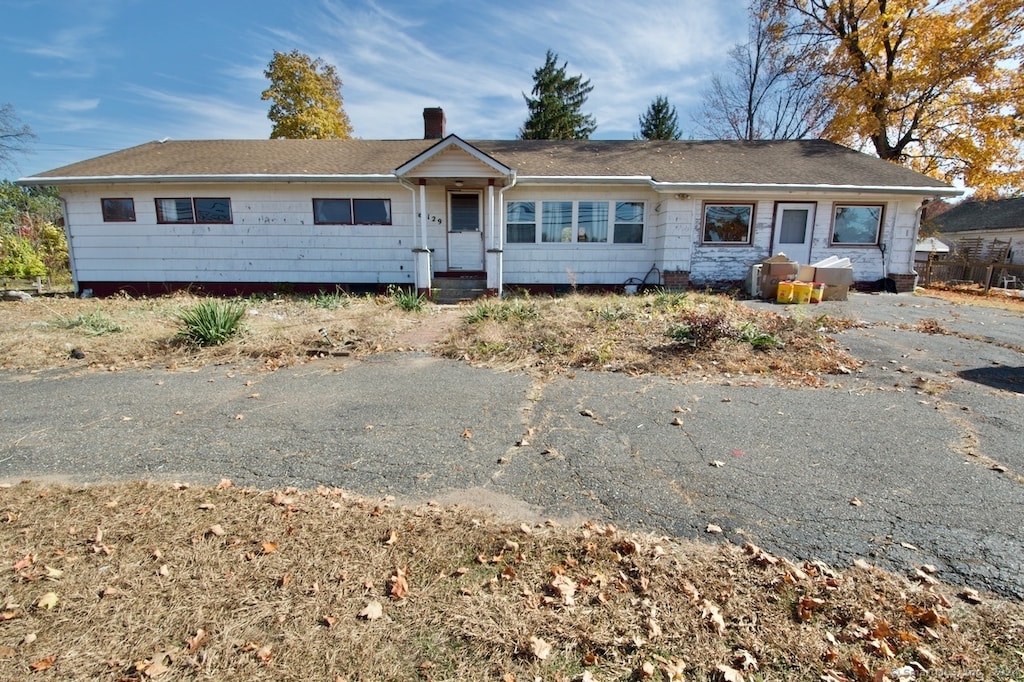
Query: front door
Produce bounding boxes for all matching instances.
[447,191,484,271]
[773,203,816,265]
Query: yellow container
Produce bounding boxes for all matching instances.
[793,281,813,304]
[776,280,795,304]
[809,282,825,304]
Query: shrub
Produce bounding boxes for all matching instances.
[0,234,46,280]
[666,308,736,347]
[311,288,349,310]
[387,285,426,312]
[176,299,246,346]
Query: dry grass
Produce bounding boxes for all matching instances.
[438,292,859,386]
[918,284,1024,312]
[2,292,1021,679]
[0,291,436,373]
[0,481,1021,681]
[0,291,860,386]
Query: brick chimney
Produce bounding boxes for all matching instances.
[423,107,446,139]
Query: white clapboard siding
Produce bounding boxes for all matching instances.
[500,187,661,285]
[63,183,423,284]
[411,147,507,179]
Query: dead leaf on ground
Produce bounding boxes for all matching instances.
[36,592,59,610]
[702,599,726,634]
[29,654,56,672]
[389,566,410,600]
[529,635,552,660]
[550,574,577,606]
[359,600,383,620]
[716,663,744,682]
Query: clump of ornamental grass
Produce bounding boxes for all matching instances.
[175,299,247,347]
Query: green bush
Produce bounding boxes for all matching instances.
[0,234,46,280]
[176,300,246,346]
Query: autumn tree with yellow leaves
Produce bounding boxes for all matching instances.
[776,0,1024,196]
[261,50,353,140]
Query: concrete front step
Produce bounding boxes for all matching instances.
[432,277,487,304]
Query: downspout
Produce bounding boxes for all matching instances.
[418,179,428,247]
[57,196,80,296]
[399,178,418,244]
[496,172,518,298]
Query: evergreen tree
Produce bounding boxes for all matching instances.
[261,50,352,140]
[636,95,682,140]
[520,50,596,140]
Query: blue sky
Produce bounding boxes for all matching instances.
[2,0,749,177]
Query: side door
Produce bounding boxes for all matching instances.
[772,203,816,264]
[446,191,484,271]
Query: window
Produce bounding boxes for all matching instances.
[313,198,391,225]
[313,199,351,224]
[506,201,536,243]
[508,200,644,244]
[449,194,479,232]
[353,199,391,224]
[101,198,135,222]
[156,197,232,224]
[702,203,754,243]
[831,204,882,245]
[614,201,644,244]
[578,202,608,243]
[542,201,573,242]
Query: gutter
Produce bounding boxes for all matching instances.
[16,174,398,186]
[649,180,963,197]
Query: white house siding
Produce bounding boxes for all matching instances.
[685,194,925,285]
[500,186,661,286]
[62,182,420,290]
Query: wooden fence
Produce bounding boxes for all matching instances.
[919,260,1024,290]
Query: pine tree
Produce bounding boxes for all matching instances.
[636,95,682,140]
[261,50,352,140]
[520,50,596,140]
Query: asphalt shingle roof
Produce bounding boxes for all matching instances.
[25,137,953,190]
[930,197,1024,233]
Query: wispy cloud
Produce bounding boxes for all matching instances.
[9,1,123,79]
[55,98,101,112]
[272,0,748,139]
[124,85,269,140]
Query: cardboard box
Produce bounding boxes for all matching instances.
[821,284,849,301]
[758,255,798,299]
[797,265,855,287]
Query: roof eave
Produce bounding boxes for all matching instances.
[650,181,963,197]
[16,173,399,186]
[515,176,652,186]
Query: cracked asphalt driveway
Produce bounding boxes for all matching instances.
[1,293,1022,598]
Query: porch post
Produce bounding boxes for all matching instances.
[485,179,502,296]
[414,179,432,297]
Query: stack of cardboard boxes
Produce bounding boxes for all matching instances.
[755,254,854,302]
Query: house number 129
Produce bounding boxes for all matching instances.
[417,213,443,225]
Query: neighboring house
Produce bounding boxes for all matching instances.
[18,108,960,297]
[928,197,1024,265]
